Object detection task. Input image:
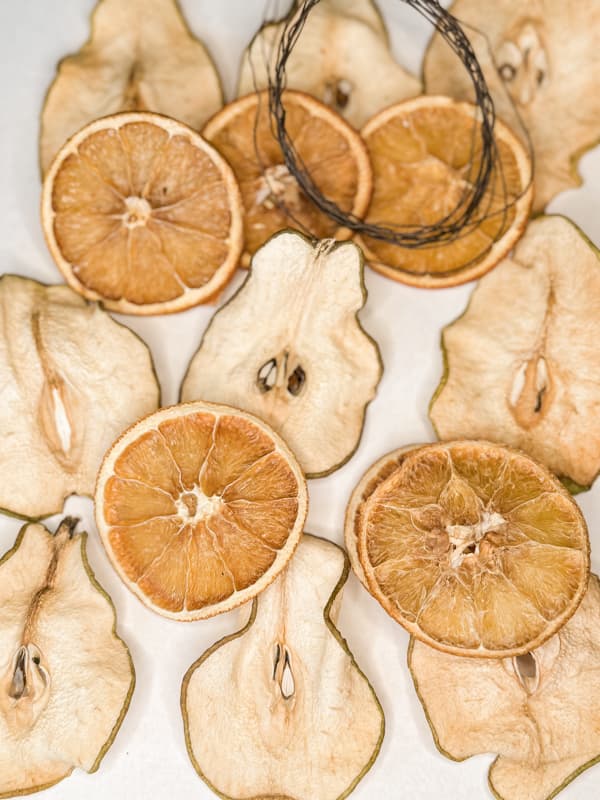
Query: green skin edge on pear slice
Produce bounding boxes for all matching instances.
[0,522,136,799]
[427,215,600,496]
[179,227,384,480]
[180,534,386,800]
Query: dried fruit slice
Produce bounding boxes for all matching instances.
[237,0,420,127]
[181,232,382,477]
[40,0,223,175]
[0,275,158,519]
[42,112,244,315]
[182,534,384,800]
[423,0,600,212]
[357,96,533,288]
[357,440,589,657]
[202,90,372,265]
[0,518,134,796]
[95,401,308,621]
[345,445,420,585]
[430,216,600,492]
[408,573,600,800]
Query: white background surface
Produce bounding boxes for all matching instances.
[0,1,599,798]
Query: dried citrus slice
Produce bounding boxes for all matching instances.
[0,518,133,796]
[238,0,420,127]
[357,441,589,657]
[202,90,372,265]
[95,402,308,621]
[357,96,533,288]
[424,0,600,212]
[344,445,419,586]
[430,216,600,491]
[182,535,384,800]
[42,112,244,315]
[40,0,223,175]
[409,574,600,800]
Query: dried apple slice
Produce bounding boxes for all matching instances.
[423,0,600,211]
[181,231,382,477]
[408,573,600,800]
[40,0,223,175]
[238,0,420,127]
[430,216,600,491]
[0,275,159,519]
[182,534,384,800]
[0,518,134,796]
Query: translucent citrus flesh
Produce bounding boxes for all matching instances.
[50,120,236,305]
[359,442,589,655]
[102,412,300,613]
[360,102,527,279]
[204,91,370,258]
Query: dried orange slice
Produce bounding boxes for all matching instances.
[202,90,372,265]
[357,96,533,288]
[357,441,589,657]
[42,112,244,315]
[95,402,308,620]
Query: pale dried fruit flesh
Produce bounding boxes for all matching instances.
[0,518,134,797]
[0,275,158,519]
[40,0,223,175]
[95,401,308,621]
[42,112,244,315]
[409,574,600,800]
[423,0,600,212]
[181,231,382,477]
[430,216,600,491]
[237,0,420,128]
[345,445,420,585]
[357,96,533,288]
[357,440,589,657]
[182,534,384,800]
[202,90,372,265]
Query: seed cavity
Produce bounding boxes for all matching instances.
[258,358,277,392]
[324,78,353,111]
[272,643,295,700]
[287,365,306,397]
[509,355,552,429]
[1,644,51,734]
[513,651,539,694]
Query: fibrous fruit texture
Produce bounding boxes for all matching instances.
[40,0,223,175]
[0,275,158,518]
[430,216,600,491]
[182,534,385,800]
[0,519,134,797]
[181,231,382,477]
[409,574,600,800]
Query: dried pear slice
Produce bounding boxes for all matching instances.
[181,231,382,478]
[0,518,134,797]
[182,534,384,800]
[40,0,223,175]
[357,440,590,658]
[0,275,159,518]
[408,573,600,800]
[237,0,420,127]
[423,0,600,211]
[430,216,600,490]
[345,445,420,586]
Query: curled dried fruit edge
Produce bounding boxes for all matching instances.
[0,518,134,797]
[181,230,383,478]
[181,534,385,800]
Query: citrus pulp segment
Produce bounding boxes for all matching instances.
[357,96,533,288]
[95,402,308,621]
[202,90,372,265]
[42,112,244,315]
[357,441,589,657]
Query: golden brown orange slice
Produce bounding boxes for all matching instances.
[357,96,533,288]
[95,402,308,620]
[202,90,372,265]
[357,441,589,657]
[42,112,244,315]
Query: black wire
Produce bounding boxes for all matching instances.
[266,0,521,255]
